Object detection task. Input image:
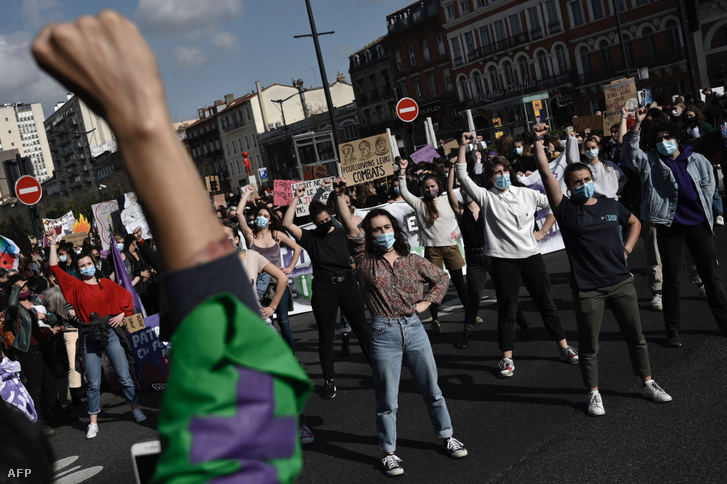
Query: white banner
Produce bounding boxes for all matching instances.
[291,177,335,217]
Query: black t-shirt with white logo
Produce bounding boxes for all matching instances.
[554,197,632,292]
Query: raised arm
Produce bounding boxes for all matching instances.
[617,107,629,144]
[32,12,231,272]
[621,106,650,173]
[332,177,359,237]
[446,158,463,218]
[282,185,305,241]
[396,159,421,208]
[455,132,487,207]
[532,123,564,210]
[236,184,256,246]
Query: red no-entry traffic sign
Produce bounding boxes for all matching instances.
[15,175,42,206]
[396,97,419,123]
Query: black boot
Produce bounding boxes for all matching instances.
[70,387,84,407]
[340,333,351,357]
[457,329,473,350]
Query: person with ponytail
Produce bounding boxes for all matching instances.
[397,160,467,335]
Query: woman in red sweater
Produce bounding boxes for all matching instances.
[46,229,146,439]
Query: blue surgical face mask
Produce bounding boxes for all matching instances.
[585,149,599,160]
[393,186,400,195]
[255,216,269,228]
[494,173,511,190]
[373,232,396,251]
[116,242,125,251]
[572,181,595,203]
[58,254,68,262]
[515,147,524,155]
[657,139,678,156]
[80,266,96,278]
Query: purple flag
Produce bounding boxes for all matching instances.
[109,230,145,315]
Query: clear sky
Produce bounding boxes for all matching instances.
[0,0,411,122]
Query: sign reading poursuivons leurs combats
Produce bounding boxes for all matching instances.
[338,133,393,187]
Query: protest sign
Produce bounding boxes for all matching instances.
[61,232,88,248]
[339,133,393,186]
[573,115,606,133]
[441,139,459,155]
[410,145,440,164]
[213,194,226,209]
[291,177,335,216]
[122,313,146,333]
[604,77,638,131]
[91,200,119,250]
[42,210,75,236]
[274,179,299,206]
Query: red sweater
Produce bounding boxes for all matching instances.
[51,264,133,323]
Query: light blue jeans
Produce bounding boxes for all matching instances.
[371,314,453,452]
[83,330,138,415]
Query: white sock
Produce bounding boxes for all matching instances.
[589,390,599,397]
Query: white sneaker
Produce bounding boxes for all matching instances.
[559,345,579,364]
[86,423,99,439]
[641,381,672,403]
[650,293,663,311]
[133,408,147,423]
[716,215,724,226]
[498,357,515,378]
[588,392,605,416]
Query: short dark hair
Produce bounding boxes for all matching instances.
[485,156,512,178]
[648,121,681,148]
[564,162,593,189]
[361,209,410,257]
[309,201,329,223]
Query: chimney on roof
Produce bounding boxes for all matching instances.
[224,93,234,105]
[198,108,206,119]
[336,72,346,83]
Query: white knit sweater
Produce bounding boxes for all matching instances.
[398,172,460,247]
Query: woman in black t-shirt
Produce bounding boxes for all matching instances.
[532,123,672,417]
[283,185,371,399]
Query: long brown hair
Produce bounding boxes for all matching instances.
[420,174,440,225]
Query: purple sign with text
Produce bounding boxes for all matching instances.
[410,144,440,163]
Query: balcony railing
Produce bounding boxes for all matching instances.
[577,48,685,85]
[468,32,530,63]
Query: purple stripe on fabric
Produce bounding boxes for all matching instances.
[109,230,144,312]
[189,366,298,479]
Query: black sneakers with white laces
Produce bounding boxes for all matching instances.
[382,454,404,476]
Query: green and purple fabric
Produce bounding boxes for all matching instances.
[154,293,312,483]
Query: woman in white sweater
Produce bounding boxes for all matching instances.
[455,132,579,377]
[398,160,467,334]
[568,135,626,200]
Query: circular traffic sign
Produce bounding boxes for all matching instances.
[396,97,419,123]
[14,175,42,206]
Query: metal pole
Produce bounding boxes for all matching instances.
[677,0,701,101]
[613,0,631,79]
[303,0,341,153]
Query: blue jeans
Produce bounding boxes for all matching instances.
[371,314,453,453]
[83,330,138,415]
[273,287,294,351]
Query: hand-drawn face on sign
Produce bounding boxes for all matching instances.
[374,136,388,156]
[359,140,372,160]
[341,144,356,163]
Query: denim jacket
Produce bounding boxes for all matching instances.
[622,129,715,229]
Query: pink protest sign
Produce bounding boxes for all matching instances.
[273,179,300,206]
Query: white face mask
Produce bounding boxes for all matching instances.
[672,109,682,117]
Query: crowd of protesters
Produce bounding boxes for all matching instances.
[2,10,727,482]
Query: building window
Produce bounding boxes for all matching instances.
[464,31,477,58]
[569,1,585,27]
[245,136,250,150]
[451,37,463,65]
[479,26,493,55]
[446,4,455,20]
[444,68,454,91]
[633,0,648,6]
[436,33,446,55]
[579,45,592,75]
[399,81,408,98]
[488,66,501,91]
[494,19,507,41]
[457,75,472,101]
[614,0,626,12]
[665,20,682,51]
[503,61,516,86]
[408,45,416,66]
[459,1,468,14]
[555,45,569,73]
[414,78,423,99]
[472,72,484,97]
[428,73,438,96]
[395,51,403,71]
[476,0,485,6]
[528,6,543,39]
[421,38,430,61]
[623,35,635,64]
[590,0,605,20]
[599,40,611,70]
[537,51,552,78]
[343,123,356,141]
[642,26,656,56]
[509,13,523,37]
[225,142,230,156]
[233,140,237,153]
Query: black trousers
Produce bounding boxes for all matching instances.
[311,277,371,380]
[489,254,566,352]
[656,222,727,331]
[16,341,57,419]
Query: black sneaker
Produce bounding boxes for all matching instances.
[340,332,351,357]
[382,454,404,476]
[445,437,468,458]
[666,329,682,347]
[321,380,336,399]
[456,329,473,350]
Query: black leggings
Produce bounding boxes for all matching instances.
[430,268,467,322]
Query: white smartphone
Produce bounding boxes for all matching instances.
[130,440,161,484]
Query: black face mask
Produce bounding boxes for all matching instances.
[316,220,333,234]
[685,116,696,124]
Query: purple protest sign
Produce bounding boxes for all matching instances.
[410,144,440,163]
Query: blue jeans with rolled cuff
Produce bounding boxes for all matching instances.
[83,330,138,415]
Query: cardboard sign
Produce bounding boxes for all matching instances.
[213,194,226,209]
[410,144,440,164]
[122,313,146,333]
[273,179,300,206]
[442,139,459,155]
[604,77,638,132]
[291,177,336,216]
[339,133,393,186]
[61,231,88,248]
[573,115,606,133]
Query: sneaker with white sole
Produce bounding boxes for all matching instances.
[382,454,404,476]
[300,425,315,445]
[498,357,515,378]
[641,381,672,403]
[133,408,147,423]
[559,345,579,364]
[651,293,663,311]
[445,437,468,458]
[588,392,605,416]
[716,215,724,226]
[85,423,99,439]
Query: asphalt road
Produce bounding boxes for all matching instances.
[46,227,727,483]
